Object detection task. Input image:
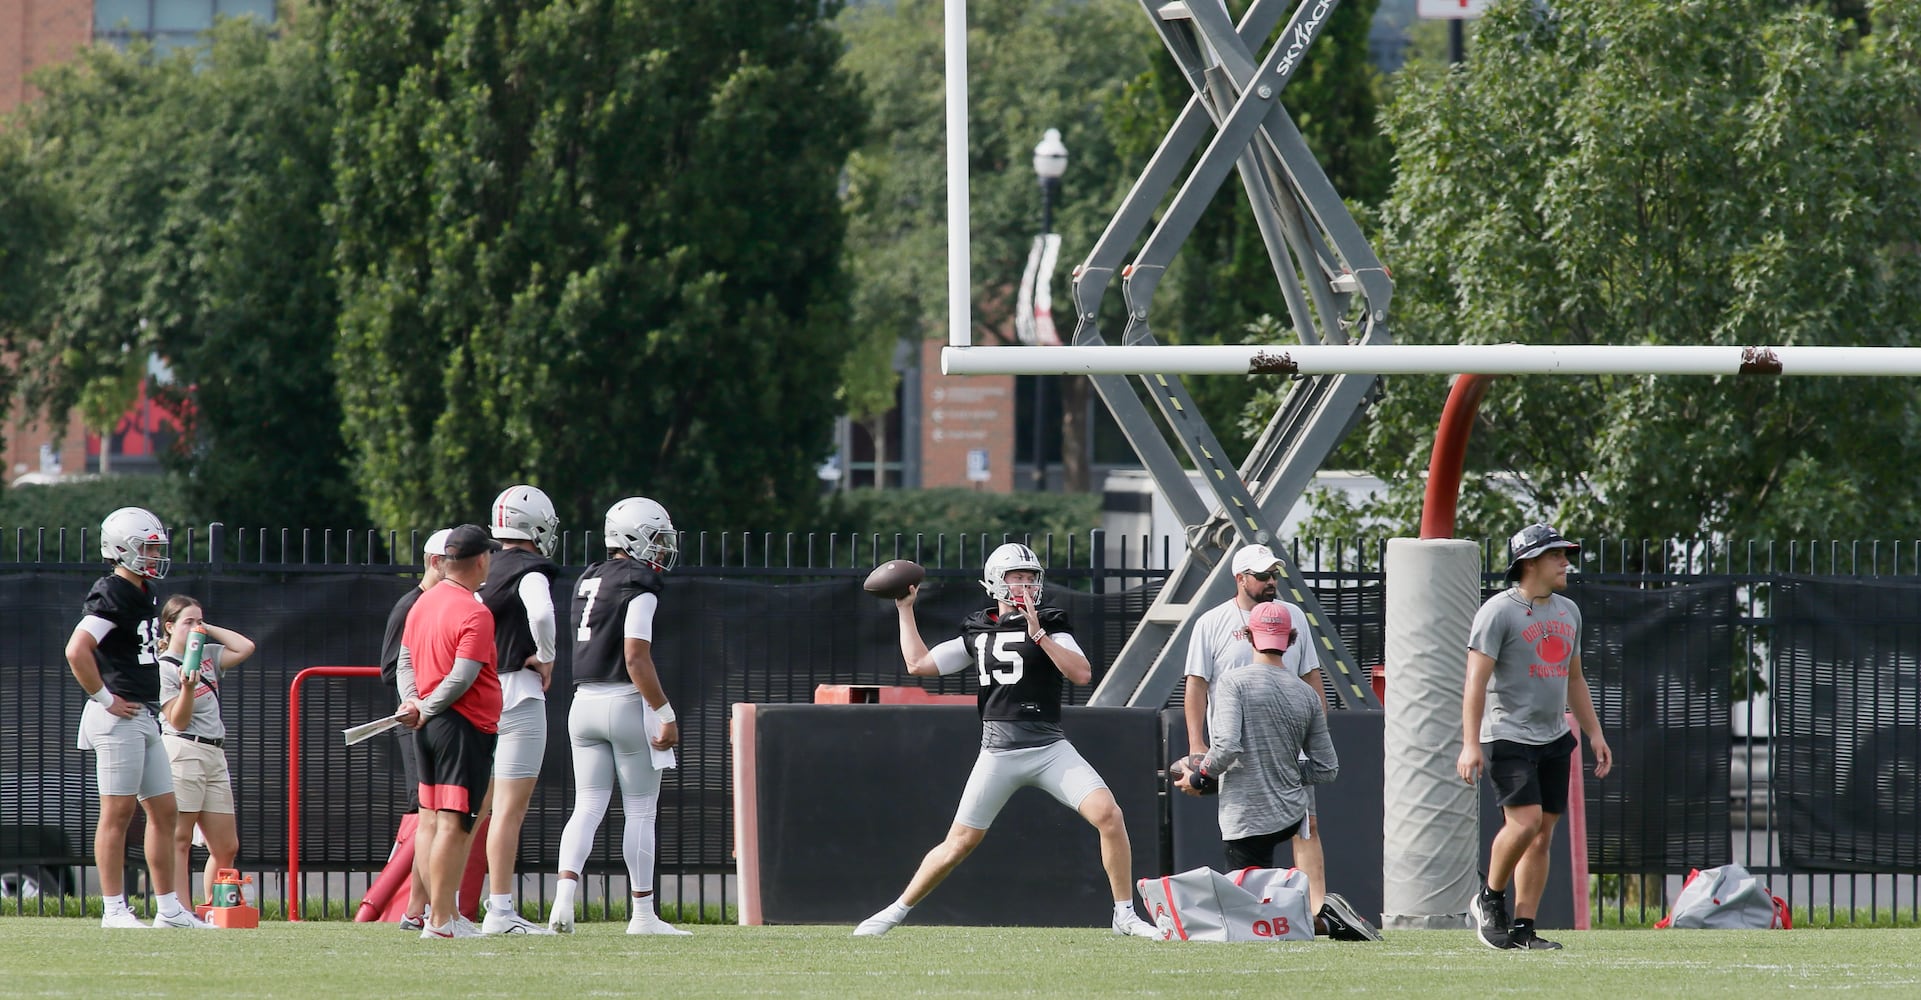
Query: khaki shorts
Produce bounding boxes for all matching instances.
[164,734,236,814]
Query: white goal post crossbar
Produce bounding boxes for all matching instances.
[940,343,1921,377]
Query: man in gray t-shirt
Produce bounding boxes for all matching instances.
[1175,601,1378,941]
[1182,544,1328,911]
[1458,524,1614,952]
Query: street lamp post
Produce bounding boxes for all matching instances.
[1031,128,1067,492]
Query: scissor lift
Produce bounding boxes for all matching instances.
[1072,0,1390,711]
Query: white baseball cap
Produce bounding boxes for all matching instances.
[1231,544,1282,577]
[423,528,453,560]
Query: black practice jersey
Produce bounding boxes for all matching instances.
[570,557,664,686]
[960,605,1074,723]
[80,573,161,703]
[479,546,558,675]
[379,586,425,687]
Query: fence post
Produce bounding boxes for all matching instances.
[1090,529,1106,597]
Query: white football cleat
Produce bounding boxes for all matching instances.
[101,910,152,929]
[853,913,901,937]
[626,912,692,936]
[420,919,482,939]
[1112,913,1159,939]
[154,909,214,929]
[481,909,557,935]
[547,908,574,935]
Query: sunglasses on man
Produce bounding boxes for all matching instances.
[1242,569,1278,582]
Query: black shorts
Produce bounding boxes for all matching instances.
[1486,731,1578,814]
[1223,819,1305,872]
[417,712,496,831]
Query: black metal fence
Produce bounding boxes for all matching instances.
[3,528,1918,924]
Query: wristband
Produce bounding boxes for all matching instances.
[653,703,676,725]
[89,687,115,707]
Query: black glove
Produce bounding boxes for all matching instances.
[1184,754,1217,795]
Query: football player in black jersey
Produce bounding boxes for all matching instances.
[854,543,1158,938]
[383,528,449,932]
[477,485,562,935]
[547,497,690,936]
[63,506,208,929]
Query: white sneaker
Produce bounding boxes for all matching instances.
[482,909,557,936]
[101,910,152,929]
[853,913,901,937]
[1112,912,1159,939]
[154,909,215,929]
[420,919,482,939]
[626,912,692,936]
[547,908,574,935]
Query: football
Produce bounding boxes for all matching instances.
[862,559,926,600]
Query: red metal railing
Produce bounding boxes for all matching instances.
[286,665,382,921]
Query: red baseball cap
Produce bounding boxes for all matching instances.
[1247,602,1293,654]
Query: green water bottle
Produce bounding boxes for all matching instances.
[180,623,207,685]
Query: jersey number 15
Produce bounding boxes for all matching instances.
[972,632,1025,686]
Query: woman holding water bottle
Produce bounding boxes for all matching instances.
[157,596,256,908]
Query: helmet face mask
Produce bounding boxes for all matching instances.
[604,497,679,572]
[100,507,171,580]
[491,485,560,557]
[982,543,1044,607]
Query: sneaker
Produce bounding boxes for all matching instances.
[1509,924,1563,951]
[154,908,214,929]
[853,912,901,937]
[101,909,152,929]
[1318,893,1383,942]
[1112,912,1160,939]
[482,909,558,936]
[420,919,481,939]
[1470,887,1514,950]
[627,912,692,936]
[547,908,574,935]
[397,914,425,931]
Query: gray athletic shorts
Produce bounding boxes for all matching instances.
[492,698,548,780]
[954,740,1108,831]
[568,691,663,797]
[80,703,173,800]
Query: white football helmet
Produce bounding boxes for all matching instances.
[100,506,170,580]
[604,497,679,571]
[490,484,560,557]
[982,542,1044,606]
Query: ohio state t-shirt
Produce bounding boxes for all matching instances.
[1466,589,1581,746]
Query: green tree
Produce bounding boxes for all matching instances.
[0,130,66,425]
[328,0,864,532]
[836,0,1160,491]
[1300,0,1921,541]
[1108,0,1389,461]
[13,15,356,528]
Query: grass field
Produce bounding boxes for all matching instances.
[1,920,1918,997]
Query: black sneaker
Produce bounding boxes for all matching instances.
[1470,888,1513,950]
[1509,923,1563,951]
[1318,893,1382,942]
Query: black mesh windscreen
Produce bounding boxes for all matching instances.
[1567,580,1734,873]
[1772,576,1921,873]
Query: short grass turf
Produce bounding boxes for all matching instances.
[1,921,1917,998]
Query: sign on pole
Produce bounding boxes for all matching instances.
[1417,0,1489,18]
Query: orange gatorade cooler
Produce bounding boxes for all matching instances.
[206,869,259,928]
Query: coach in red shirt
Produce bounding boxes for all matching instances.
[397,523,501,939]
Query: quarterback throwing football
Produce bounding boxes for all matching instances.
[854,543,1158,939]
